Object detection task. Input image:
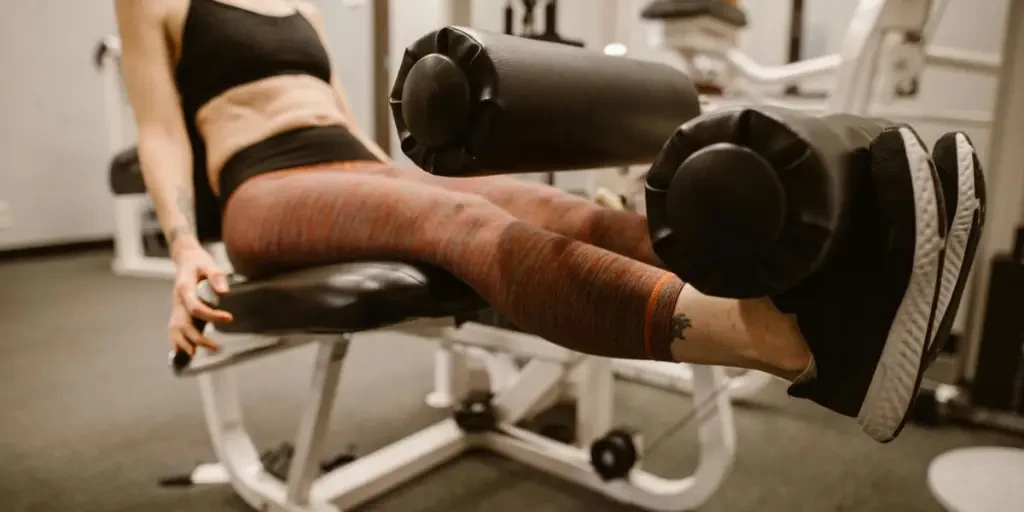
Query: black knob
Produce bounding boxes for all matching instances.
[589,429,638,481]
[170,349,192,375]
[655,142,787,297]
[453,393,497,433]
[401,53,472,148]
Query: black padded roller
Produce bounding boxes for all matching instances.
[390,26,701,176]
[646,107,895,298]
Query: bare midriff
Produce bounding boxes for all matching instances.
[194,76,348,195]
[165,0,348,196]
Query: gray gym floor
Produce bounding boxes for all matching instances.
[2,251,1023,512]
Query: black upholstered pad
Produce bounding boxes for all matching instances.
[109,146,146,195]
[640,0,748,27]
[208,262,488,335]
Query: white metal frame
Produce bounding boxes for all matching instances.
[647,0,1000,124]
[95,36,230,279]
[647,0,999,117]
[178,319,737,512]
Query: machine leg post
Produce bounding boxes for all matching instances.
[286,337,351,505]
[575,357,615,448]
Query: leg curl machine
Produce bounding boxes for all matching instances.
[167,24,965,510]
[167,28,734,512]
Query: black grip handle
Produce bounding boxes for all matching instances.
[169,316,208,375]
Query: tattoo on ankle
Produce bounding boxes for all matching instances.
[670,314,692,341]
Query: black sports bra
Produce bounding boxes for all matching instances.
[175,0,333,117]
[172,0,335,239]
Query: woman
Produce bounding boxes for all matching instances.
[115,0,977,443]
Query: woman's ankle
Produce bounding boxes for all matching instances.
[667,289,812,379]
[739,299,813,381]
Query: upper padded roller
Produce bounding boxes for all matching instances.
[391,26,701,176]
[646,107,894,298]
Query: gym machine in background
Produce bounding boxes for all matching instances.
[502,0,583,189]
[504,0,583,47]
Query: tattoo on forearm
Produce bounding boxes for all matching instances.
[168,185,196,246]
[670,314,692,341]
[167,224,193,246]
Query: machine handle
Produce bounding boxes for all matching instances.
[169,317,207,375]
[169,280,219,375]
[93,35,121,69]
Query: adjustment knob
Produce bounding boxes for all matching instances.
[589,429,639,481]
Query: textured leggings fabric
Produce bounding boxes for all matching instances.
[221,163,685,361]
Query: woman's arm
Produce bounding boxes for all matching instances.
[115,0,202,261]
[298,2,394,164]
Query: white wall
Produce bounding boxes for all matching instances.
[0,1,119,250]
[314,0,374,133]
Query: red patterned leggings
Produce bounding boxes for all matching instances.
[222,162,686,361]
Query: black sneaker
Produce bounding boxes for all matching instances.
[772,125,947,443]
[927,132,987,365]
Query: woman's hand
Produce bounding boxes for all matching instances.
[169,247,233,355]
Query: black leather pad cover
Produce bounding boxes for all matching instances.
[109,146,146,195]
[391,26,701,176]
[212,262,488,335]
[640,0,748,27]
[646,107,894,298]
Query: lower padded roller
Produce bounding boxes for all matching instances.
[646,107,895,298]
[390,26,701,176]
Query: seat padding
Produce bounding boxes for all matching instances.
[640,0,748,27]
[109,146,146,195]
[209,262,488,335]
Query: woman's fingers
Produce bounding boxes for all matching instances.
[181,290,233,323]
[169,327,195,356]
[195,262,228,294]
[195,263,234,322]
[180,321,219,351]
[175,279,233,324]
[201,264,231,295]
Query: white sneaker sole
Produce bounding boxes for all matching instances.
[857,128,945,443]
[928,133,981,354]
